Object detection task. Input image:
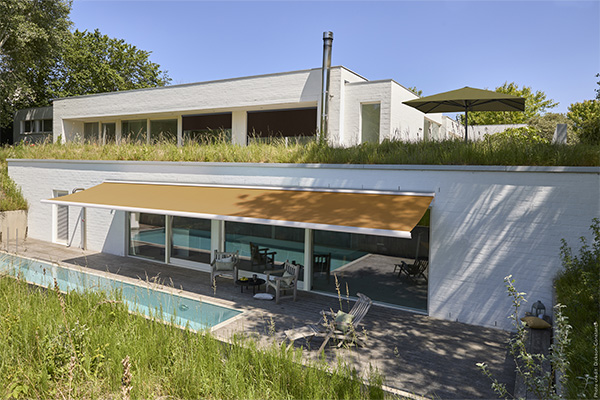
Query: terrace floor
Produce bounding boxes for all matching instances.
[9,238,515,399]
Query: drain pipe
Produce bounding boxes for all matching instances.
[319,31,333,141]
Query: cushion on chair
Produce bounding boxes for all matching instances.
[520,316,551,329]
[334,310,354,333]
[215,261,235,271]
[281,270,295,286]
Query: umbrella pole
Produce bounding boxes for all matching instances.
[464,108,469,142]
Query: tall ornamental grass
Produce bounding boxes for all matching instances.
[0,268,383,399]
[555,218,600,398]
[1,139,598,212]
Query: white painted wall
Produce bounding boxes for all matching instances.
[8,159,599,330]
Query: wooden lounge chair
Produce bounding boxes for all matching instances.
[394,259,428,282]
[265,261,300,304]
[284,293,373,352]
[250,242,276,270]
[210,250,239,288]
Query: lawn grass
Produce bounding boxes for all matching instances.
[0,267,384,399]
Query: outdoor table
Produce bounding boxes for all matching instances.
[235,278,266,294]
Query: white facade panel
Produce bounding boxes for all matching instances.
[8,160,599,330]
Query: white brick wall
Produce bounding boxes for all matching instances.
[8,160,599,330]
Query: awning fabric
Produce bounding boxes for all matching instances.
[42,182,434,238]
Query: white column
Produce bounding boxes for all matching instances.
[303,228,314,291]
[231,111,247,146]
[177,115,183,147]
[146,119,151,144]
[210,220,225,262]
[116,120,122,143]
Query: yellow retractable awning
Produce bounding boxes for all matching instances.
[42,182,434,238]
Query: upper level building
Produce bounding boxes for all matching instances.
[15,66,459,146]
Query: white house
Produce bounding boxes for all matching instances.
[45,65,447,147]
[7,159,599,331]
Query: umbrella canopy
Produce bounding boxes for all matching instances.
[403,87,525,141]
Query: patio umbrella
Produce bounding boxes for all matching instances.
[403,86,525,141]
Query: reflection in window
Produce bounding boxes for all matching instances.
[313,226,429,311]
[122,120,147,143]
[225,221,304,279]
[170,217,211,264]
[102,123,116,144]
[84,122,99,142]
[43,119,53,132]
[150,119,177,144]
[361,103,381,143]
[129,213,166,262]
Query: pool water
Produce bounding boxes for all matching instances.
[0,253,241,331]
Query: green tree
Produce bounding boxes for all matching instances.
[460,82,558,125]
[527,112,576,143]
[407,86,422,96]
[50,29,171,98]
[0,0,72,128]
[567,100,600,145]
[596,73,599,100]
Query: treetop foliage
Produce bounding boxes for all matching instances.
[0,0,170,129]
[459,82,558,125]
[51,29,171,98]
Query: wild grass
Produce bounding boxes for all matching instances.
[0,268,384,399]
[554,218,600,398]
[0,139,597,212]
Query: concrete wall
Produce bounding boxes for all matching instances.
[13,106,53,144]
[8,159,599,330]
[0,210,28,249]
[53,68,323,141]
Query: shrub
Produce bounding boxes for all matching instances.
[555,218,600,398]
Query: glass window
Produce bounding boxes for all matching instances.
[129,213,166,262]
[102,123,116,144]
[361,103,381,143]
[42,119,52,132]
[23,120,32,133]
[170,217,211,264]
[150,119,177,144]
[225,221,304,279]
[122,120,147,143]
[84,122,99,143]
[312,225,429,311]
[182,113,232,144]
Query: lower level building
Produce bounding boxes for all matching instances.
[7,159,599,330]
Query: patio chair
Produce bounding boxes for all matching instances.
[250,242,277,270]
[283,292,373,352]
[394,259,428,282]
[313,253,331,284]
[265,261,300,304]
[210,250,239,288]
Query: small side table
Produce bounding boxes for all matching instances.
[235,278,266,294]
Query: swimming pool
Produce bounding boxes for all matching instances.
[0,253,242,331]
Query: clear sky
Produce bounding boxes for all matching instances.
[70,0,599,114]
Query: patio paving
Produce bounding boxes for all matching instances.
[7,238,515,399]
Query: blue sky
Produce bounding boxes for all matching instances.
[71,0,599,114]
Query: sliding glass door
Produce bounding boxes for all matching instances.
[170,216,212,265]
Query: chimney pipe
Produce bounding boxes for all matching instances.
[319,31,333,141]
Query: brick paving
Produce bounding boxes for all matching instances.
[7,238,515,399]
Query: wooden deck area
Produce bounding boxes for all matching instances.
[7,238,515,399]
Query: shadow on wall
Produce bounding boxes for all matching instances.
[430,173,596,329]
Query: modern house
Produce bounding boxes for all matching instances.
[12,66,453,147]
[7,158,599,331]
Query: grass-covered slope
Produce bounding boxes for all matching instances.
[1,139,598,212]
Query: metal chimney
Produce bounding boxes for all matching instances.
[319,31,333,140]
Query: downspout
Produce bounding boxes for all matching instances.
[319,31,333,142]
